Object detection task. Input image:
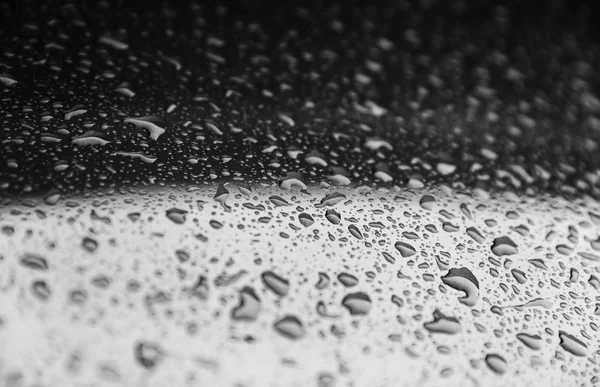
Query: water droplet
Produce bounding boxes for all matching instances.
[298,213,314,227]
[315,192,346,208]
[31,280,51,301]
[82,237,98,252]
[325,209,341,224]
[419,195,436,211]
[516,333,542,350]
[337,273,359,287]
[485,354,507,374]
[341,292,372,315]
[348,224,362,239]
[261,271,290,296]
[491,236,518,256]
[166,208,188,224]
[231,287,261,321]
[20,254,48,271]
[511,269,527,284]
[558,331,587,357]
[273,315,305,340]
[269,195,290,207]
[423,310,462,334]
[214,184,231,211]
[315,273,330,289]
[466,227,485,244]
[441,267,479,306]
[394,241,416,257]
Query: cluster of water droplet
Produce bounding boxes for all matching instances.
[1,183,599,385]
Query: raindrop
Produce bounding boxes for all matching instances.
[298,213,314,227]
[466,227,485,244]
[231,287,261,321]
[325,209,341,224]
[20,254,48,271]
[485,354,507,375]
[394,241,416,257]
[348,224,362,239]
[516,333,542,350]
[261,271,290,296]
[315,192,346,208]
[419,195,436,211]
[315,273,330,289]
[341,292,372,315]
[269,195,290,207]
[337,273,359,287]
[423,310,462,334]
[166,208,188,224]
[441,267,480,306]
[558,331,587,357]
[82,237,98,252]
[134,341,162,369]
[273,315,305,340]
[491,236,518,256]
[31,280,51,301]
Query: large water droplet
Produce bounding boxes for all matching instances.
[394,241,416,257]
[485,354,508,374]
[341,292,372,315]
[441,267,479,306]
[558,331,587,357]
[337,273,359,287]
[231,287,261,321]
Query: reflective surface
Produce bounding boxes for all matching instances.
[1,1,600,386]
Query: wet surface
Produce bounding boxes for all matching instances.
[1,1,600,386]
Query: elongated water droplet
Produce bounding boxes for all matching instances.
[269,195,290,207]
[20,254,48,271]
[261,271,290,296]
[337,273,359,287]
[394,241,416,257]
[558,331,587,357]
[485,354,507,374]
[516,333,542,350]
[325,209,341,224]
[423,310,461,334]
